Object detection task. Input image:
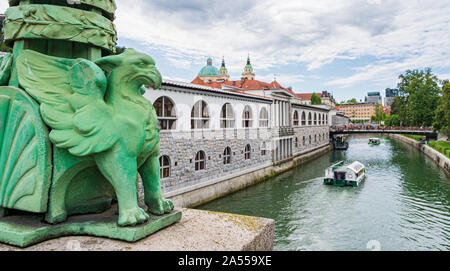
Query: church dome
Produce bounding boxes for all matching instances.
[198,57,221,77]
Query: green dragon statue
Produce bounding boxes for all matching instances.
[0,1,180,248]
[15,49,173,226]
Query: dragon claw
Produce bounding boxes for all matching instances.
[147,198,174,215]
[118,207,149,227]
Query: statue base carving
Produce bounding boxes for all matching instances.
[0,205,182,248]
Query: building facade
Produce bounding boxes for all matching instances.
[144,80,330,198]
[336,103,376,121]
[385,88,398,107]
[140,57,331,202]
[365,91,383,104]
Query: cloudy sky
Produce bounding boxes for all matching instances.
[2,0,450,102]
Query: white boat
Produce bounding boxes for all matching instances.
[324,161,366,187]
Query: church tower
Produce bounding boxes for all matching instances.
[242,54,255,80]
[220,57,230,81]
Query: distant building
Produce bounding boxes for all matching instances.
[294,91,336,107]
[242,54,255,80]
[196,57,227,83]
[385,88,399,107]
[336,103,376,121]
[332,111,351,126]
[365,92,382,104]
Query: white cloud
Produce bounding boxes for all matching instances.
[0,2,8,13]
[2,1,449,91]
[114,0,450,89]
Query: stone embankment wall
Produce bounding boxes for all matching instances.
[388,134,450,176]
[166,143,332,208]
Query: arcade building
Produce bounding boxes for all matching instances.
[143,56,332,207]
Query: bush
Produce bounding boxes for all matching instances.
[428,140,450,158]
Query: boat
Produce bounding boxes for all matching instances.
[333,135,349,150]
[368,138,381,145]
[324,161,366,187]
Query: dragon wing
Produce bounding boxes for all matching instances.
[16,50,119,156]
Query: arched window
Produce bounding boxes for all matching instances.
[318,114,322,125]
[314,113,317,125]
[326,114,328,125]
[195,151,206,171]
[261,142,267,156]
[191,100,210,129]
[315,134,317,143]
[223,147,231,165]
[153,96,176,130]
[308,112,312,126]
[244,144,251,160]
[294,137,298,147]
[303,136,306,146]
[259,107,269,127]
[309,135,312,145]
[301,111,306,126]
[159,155,170,179]
[293,111,299,126]
[243,105,253,128]
[220,103,235,128]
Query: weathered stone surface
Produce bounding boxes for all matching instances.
[0,208,274,251]
[0,205,181,248]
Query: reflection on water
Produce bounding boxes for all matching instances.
[198,135,450,251]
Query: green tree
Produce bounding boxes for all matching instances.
[311,93,322,104]
[395,68,440,126]
[433,81,450,135]
[385,114,401,126]
[347,98,357,104]
[372,103,386,123]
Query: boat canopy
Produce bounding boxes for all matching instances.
[347,161,365,174]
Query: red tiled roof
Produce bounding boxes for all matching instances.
[294,93,322,100]
[191,76,299,96]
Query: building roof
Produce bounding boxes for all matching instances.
[198,57,221,77]
[191,77,298,96]
[294,93,322,100]
[162,79,272,102]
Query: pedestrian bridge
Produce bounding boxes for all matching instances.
[330,128,438,140]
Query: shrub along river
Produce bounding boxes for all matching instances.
[198,135,450,251]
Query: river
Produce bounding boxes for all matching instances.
[198,135,450,251]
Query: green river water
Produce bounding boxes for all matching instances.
[198,135,450,251]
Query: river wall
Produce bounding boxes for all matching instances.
[166,143,332,208]
[388,134,450,176]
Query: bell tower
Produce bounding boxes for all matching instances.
[220,57,229,81]
[242,54,255,80]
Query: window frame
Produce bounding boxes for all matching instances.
[153,96,177,130]
[191,100,210,130]
[159,155,171,179]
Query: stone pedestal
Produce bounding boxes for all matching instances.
[0,209,275,251]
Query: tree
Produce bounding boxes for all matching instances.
[372,103,386,123]
[433,81,450,136]
[385,114,401,126]
[395,68,441,127]
[311,93,322,104]
[347,98,357,104]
